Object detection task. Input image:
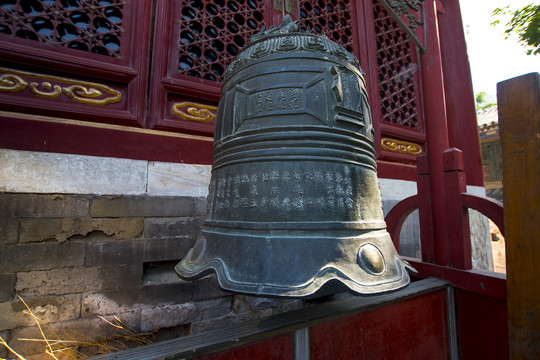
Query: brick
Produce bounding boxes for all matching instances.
[16,267,102,297]
[0,273,15,302]
[143,217,203,240]
[0,242,86,273]
[0,193,89,218]
[0,294,81,331]
[90,196,198,217]
[0,218,18,245]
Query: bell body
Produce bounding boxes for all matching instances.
[176,22,413,297]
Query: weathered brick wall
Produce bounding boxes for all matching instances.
[0,193,302,358]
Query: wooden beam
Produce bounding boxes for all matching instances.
[498,72,540,358]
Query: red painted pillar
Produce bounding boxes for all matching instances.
[443,148,472,269]
[437,0,484,186]
[419,0,450,266]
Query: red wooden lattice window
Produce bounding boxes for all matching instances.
[0,0,151,127]
[0,0,427,168]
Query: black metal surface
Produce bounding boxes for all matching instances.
[176,16,414,297]
[89,278,450,360]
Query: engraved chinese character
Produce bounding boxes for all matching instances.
[314,171,324,182]
[293,185,304,195]
[265,90,274,111]
[325,172,334,183]
[241,174,249,183]
[250,199,258,208]
[260,197,268,209]
[292,198,304,210]
[270,171,280,181]
[250,174,258,183]
[336,184,345,195]
[289,88,299,109]
[261,173,270,182]
[270,197,280,209]
[249,184,258,196]
[271,186,280,196]
[277,89,287,110]
[254,92,263,113]
[282,171,291,183]
[292,171,301,180]
[282,198,291,211]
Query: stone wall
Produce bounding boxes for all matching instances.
[0,150,304,359]
[0,149,491,358]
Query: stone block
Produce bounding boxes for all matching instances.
[0,242,86,273]
[143,237,195,263]
[192,275,230,301]
[147,162,211,197]
[143,217,203,240]
[0,273,15,302]
[85,239,144,267]
[0,218,18,245]
[19,218,65,243]
[93,217,144,240]
[0,193,89,218]
[19,217,144,243]
[190,308,274,335]
[140,297,231,332]
[0,149,147,195]
[0,294,81,331]
[0,330,7,358]
[16,267,102,297]
[8,314,142,357]
[90,196,199,218]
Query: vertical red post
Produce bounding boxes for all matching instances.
[416,154,435,263]
[443,148,472,269]
[420,0,450,266]
[437,0,484,186]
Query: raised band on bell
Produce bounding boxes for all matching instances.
[176,16,415,297]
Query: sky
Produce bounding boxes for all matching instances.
[459,0,539,103]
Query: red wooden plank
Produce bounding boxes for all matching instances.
[194,333,294,360]
[0,113,213,164]
[437,0,484,186]
[310,290,449,360]
[455,288,509,360]
[405,257,507,300]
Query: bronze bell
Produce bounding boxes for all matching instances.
[176,16,414,297]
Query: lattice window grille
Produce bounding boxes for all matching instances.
[298,0,354,54]
[178,0,266,83]
[373,0,420,129]
[0,0,124,58]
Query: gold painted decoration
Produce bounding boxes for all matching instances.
[381,138,423,155]
[172,102,217,123]
[0,74,28,92]
[0,67,122,106]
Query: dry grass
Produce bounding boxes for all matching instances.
[0,296,156,360]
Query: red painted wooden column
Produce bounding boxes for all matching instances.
[419,0,450,266]
[443,148,472,269]
[437,0,484,186]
